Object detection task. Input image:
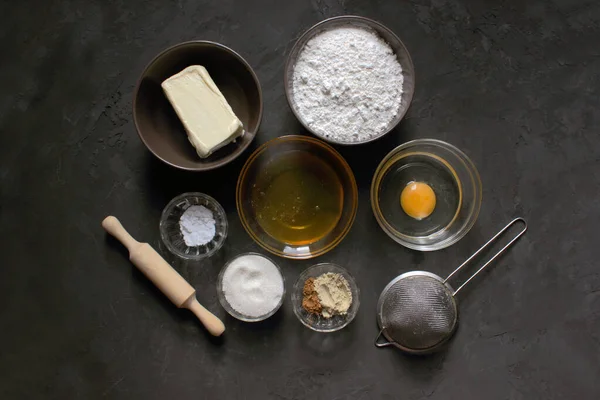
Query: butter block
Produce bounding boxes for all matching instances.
[161,65,243,158]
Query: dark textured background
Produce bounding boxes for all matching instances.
[1,0,599,399]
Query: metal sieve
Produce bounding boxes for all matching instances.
[375,218,527,354]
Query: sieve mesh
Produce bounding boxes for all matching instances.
[379,275,457,351]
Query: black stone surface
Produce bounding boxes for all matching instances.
[1,1,599,399]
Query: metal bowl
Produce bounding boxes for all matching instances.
[284,16,415,145]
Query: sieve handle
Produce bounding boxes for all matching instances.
[374,329,395,348]
[444,218,527,296]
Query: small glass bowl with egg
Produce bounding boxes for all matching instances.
[371,139,482,251]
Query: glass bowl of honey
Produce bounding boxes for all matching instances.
[371,139,482,251]
[236,135,358,259]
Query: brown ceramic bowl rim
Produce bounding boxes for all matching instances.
[283,15,415,146]
[133,40,264,171]
[236,135,358,259]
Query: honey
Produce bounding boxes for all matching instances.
[251,150,343,245]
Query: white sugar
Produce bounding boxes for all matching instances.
[222,254,284,318]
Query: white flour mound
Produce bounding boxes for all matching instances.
[292,26,404,143]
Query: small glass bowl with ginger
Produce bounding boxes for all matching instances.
[292,263,360,332]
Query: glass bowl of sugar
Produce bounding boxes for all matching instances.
[217,253,286,322]
[160,192,228,260]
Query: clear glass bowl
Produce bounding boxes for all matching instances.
[159,192,228,260]
[371,139,482,251]
[292,263,360,332]
[236,135,358,259]
[284,15,415,145]
[216,252,285,322]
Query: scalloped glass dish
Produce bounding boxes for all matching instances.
[159,192,228,260]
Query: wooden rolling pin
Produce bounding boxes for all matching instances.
[102,216,225,336]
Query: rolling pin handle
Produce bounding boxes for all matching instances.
[102,216,140,252]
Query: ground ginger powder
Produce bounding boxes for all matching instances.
[313,272,352,318]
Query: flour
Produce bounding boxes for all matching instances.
[179,205,216,246]
[292,26,404,143]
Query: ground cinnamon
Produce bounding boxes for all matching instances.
[302,277,322,314]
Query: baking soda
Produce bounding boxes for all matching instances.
[179,205,216,246]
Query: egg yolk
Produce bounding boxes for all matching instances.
[400,181,436,220]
